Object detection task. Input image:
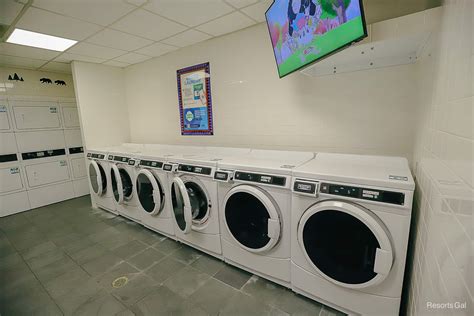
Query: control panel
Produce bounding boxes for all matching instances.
[69,147,84,155]
[234,171,286,187]
[22,149,66,160]
[163,163,177,172]
[88,153,105,160]
[113,155,130,163]
[320,183,405,205]
[0,153,18,163]
[139,160,164,169]
[178,164,212,176]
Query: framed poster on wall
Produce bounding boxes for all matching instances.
[177,62,214,135]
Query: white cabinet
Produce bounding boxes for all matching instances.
[64,129,82,148]
[25,159,70,188]
[13,105,61,130]
[0,166,24,194]
[70,157,87,179]
[0,133,18,154]
[62,106,80,128]
[0,104,11,131]
[15,130,66,153]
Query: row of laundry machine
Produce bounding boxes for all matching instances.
[86,143,415,315]
[0,98,89,217]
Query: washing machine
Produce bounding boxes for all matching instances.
[217,149,315,287]
[87,148,116,214]
[134,144,205,239]
[166,147,251,258]
[290,153,415,315]
[108,144,144,223]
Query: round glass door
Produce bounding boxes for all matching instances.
[171,177,192,233]
[298,200,393,289]
[224,185,280,253]
[136,169,164,215]
[111,165,123,204]
[88,160,106,196]
[119,168,133,200]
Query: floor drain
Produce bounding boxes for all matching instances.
[112,276,128,288]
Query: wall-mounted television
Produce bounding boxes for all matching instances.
[265,0,367,78]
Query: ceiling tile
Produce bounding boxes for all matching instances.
[161,29,212,48]
[240,0,272,22]
[111,9,187,41]
[113,52,150,64]
[40,61,72,73]
[103,60,130,67]
[87,28,153,51]
[224,0,258,9]
[67,42,126,60]
[32,0,136,26]
[54,52,107,63]
[144,0,234,27]
[125,0,148,6]
[196,11,255,36]
[16,7,102,40]
[0,0,24,25]
[0,54,46,69]
[135,42,177,57]
[0,43,60,61]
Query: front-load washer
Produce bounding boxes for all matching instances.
[217,149,315,287]
[108,145,143,223]
[87,148,116,214]
[166,148,250,258]
[291,153,415,315]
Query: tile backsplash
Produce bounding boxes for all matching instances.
[407,0,473,315]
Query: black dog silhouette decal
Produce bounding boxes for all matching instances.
[40,78,52,84]
[55,80,66,86]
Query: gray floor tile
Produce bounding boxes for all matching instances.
[112,239,148,259]
[44,266,90,298]
[219,291,283,316]
[131,228,164,245]
[319,305,346,316]
[191,253,225,276]
[214,263,252,290]
[26,248,67,270]
[0,252,23,270]
[144,256,186,283]
[169,244,202,265]
[189,277,239,315]
[96,262,140,290]
[131,286,209,316]
[70,243,109,265]
[1,284,58,315]
[55,279,106,315]
[163,266,211,298]
[9,233,47,252]
[81,252,122,276]
[61,236,97,255]
[111,273,159,307]
[152,237,182,254]
[69,293,127,316]
[33,255,80,283]
[0,263,38,292]
[21,240,58,261]
[127,247,165,270]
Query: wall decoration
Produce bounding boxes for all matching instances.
[55,80,67,86]
[176,62,214,135]
[8,73,24,81]
[40,78,53,84]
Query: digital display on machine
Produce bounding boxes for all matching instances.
[108,155,114,160]
[293,180,317,194]
[214,171,229,181]
[163,164,173,171]
[265,0,367,77]
[320,183,405,205]
[128,159,136,166]
[22,149,66,160]
[234,171,286,186]
[0,153,18,163]
[140,160,164,169]
[69,147,84,155]
[89,153,105,159]
[178,164,212,175]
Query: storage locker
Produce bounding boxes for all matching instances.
[25,159,71,188]
[0,104,11,131]
[13,103,61,130]
[62,106,80,128]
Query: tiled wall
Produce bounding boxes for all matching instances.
[407,0,473,315]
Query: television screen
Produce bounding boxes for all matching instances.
[265,0,367,78]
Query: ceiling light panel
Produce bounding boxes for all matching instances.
[7,28,77,51]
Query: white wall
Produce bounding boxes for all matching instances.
[406,0,473,314]
[72,61,130,149]
[124,23,418,159]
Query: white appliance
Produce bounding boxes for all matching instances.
[64,129,88,197]
[217,149,315,287]
[166,147,250,258]
[108,144,143,222]
[0,132,30,217]
[0,99,13,132]
[60,103,80,129]
[16,130,75,209]
[87,148,116,213]
[11,100,62,131]
[291,153,414,315]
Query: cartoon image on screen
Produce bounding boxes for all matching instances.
[266,0,367,77]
